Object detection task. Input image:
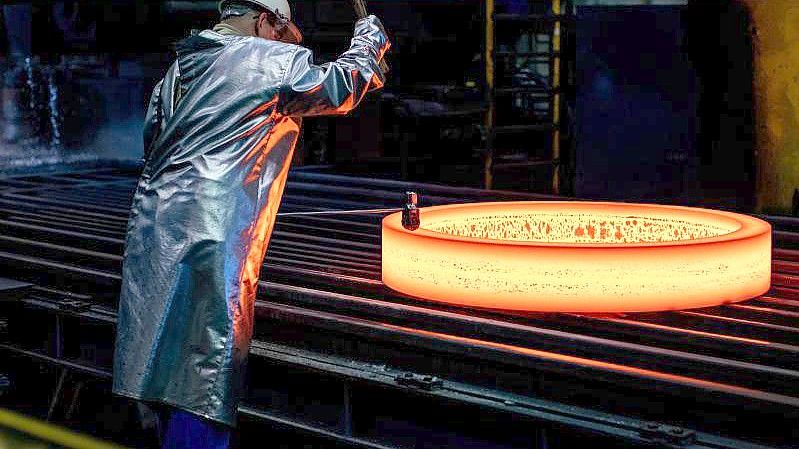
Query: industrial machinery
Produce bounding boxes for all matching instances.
[0,168,798,448]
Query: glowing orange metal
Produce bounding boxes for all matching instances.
[382,202,772,313]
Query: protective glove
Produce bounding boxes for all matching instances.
[354,15,391,66]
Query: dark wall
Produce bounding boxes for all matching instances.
[575,5,699,203]
[685,0,755,209]
[574,1,756,209]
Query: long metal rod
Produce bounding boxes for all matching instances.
[277,208,401,217]
[3,179,799,359]
[4,230,798,396]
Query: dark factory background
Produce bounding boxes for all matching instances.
[0,0,776,210]
[2,1,799,449]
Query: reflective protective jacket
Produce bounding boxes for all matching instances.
[113,16,389,426]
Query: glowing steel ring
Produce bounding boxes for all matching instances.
[382,202,772,313]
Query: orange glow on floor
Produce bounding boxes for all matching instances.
[382,202,772,313]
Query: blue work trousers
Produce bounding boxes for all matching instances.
[158,408,231,449]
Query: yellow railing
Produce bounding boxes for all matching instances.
[0,408,129,449]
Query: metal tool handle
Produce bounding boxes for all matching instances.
[277,208,400,217]
[350,0,390,74]
[351,0,369,18]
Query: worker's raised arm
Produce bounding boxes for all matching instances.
[278,15,389,117]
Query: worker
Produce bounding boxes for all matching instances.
[111,1,389,447]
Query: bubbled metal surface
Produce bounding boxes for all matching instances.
[383,202,772,313]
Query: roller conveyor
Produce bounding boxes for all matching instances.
[0,168,798,448]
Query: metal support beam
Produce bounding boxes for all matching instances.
[484,0,495,190]
[551,0,562,194]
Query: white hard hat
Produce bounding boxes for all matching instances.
[219,0,302,43]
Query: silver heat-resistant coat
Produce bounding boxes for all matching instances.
[113,16,389,426]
